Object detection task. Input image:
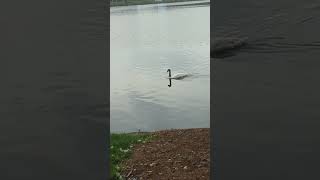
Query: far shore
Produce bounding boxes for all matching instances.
[110,0,208,7]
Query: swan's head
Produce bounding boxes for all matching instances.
[167,69,171,77]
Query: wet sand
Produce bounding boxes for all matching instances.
[213,0,320,179]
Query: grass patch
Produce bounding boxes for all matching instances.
[110,133,153,180]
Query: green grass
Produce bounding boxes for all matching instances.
[110,133,153,180]
[111,0,205,7]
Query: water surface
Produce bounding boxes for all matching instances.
[111,1,210,132]
[0,1,107,179]
[213,0,320,179]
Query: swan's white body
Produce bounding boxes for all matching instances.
[167,69,190,80]
[169,73,189,80]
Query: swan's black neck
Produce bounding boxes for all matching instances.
[167,69,171,77]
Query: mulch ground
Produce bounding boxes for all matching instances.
[121,128,210,180]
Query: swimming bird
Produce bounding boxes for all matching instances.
[167,69,190,80]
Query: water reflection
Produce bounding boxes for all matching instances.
[168,78,172,87]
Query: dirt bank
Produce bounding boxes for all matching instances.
[120,128,210,179]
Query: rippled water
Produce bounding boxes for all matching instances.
[1,1,108,179]
[213,0,320,179]
[111,1,210,132]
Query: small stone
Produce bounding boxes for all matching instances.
[183,166,188,170]
[149,162,156,167]
[119,148,129,153]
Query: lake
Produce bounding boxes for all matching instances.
[110,0,210,132]
[213,0,320,179]
[0,1,108,179]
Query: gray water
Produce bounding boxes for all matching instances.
[0,1,107,179]
[213,0,320,179]
[111,1,210,132]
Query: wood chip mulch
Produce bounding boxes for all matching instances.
[121,128,210,180]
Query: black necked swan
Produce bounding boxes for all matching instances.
[167,69,190,80]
